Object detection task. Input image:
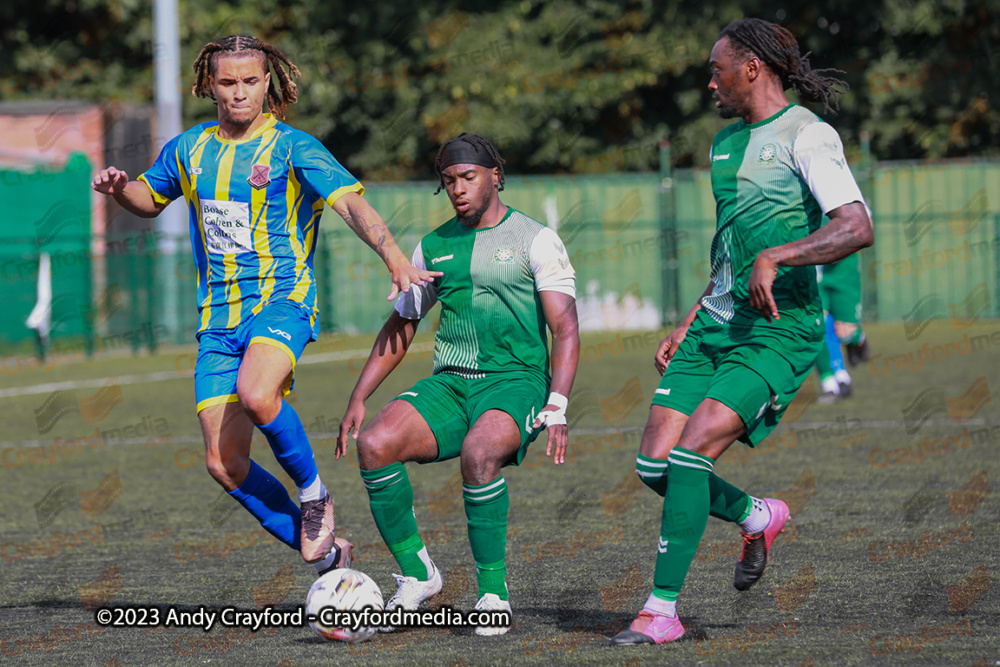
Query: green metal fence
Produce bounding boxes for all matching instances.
[0,153,93,353]
[344,174,666,333]
[0,154,997,359]
[863,159,998,321]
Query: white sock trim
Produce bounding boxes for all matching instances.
[463,477,507,496]
[643,593,676,617]
[416,546,434,580]
[298,478,325,503]
[311,547,338,574]
[739,497,771,533]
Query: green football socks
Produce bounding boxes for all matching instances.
[652,447,714,600]
[709,473,753,524]
[464,476,510,600]
[637,453,751,523]
[636,453,670,495]
[361,463,429,580]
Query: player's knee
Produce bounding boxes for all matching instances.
[203,444,247,490]
[204,453,233,488]
[236,384,279,423]
[356,428,396,470]
[460,447,501,486]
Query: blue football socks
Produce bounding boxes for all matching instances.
[228,460,300,549]
[257,400,319,495]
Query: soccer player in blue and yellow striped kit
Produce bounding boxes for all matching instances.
[92,35,439,575]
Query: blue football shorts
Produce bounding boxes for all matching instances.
[194,300,314,413]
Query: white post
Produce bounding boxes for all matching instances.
[153,0,185,346]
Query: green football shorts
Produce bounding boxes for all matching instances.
[818,257,862,324]
[652,310,823,446]
[395,370,549,464]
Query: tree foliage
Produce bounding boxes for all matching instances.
[2,0,997,177]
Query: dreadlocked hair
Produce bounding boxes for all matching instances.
[720,18,848,115]
[191,35,301,120]
[433,132,506,195]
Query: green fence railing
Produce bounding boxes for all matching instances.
[0,153,93,354]
[1,156,997,358]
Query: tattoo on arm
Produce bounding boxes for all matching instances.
[769,206,873,267]
[343,203,390,260]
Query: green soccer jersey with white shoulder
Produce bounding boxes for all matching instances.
[704,103,867,327]
[395,208,576,380]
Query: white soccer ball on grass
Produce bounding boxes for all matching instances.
[306,568,384,643]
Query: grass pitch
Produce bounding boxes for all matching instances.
[1,321,998,665]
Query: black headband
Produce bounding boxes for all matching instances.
[437,141,497,172]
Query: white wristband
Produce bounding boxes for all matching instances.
[534,392,569,430]
[546,392,568,410]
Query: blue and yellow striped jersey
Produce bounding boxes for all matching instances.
[139,114,363,338]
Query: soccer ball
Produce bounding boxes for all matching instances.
[306,568,384,643]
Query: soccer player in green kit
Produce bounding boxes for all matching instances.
[815,256,871,402]
[337,133,579,636]
[612,19,873,645]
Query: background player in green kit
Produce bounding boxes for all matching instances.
[815,256,871,402]
[611,19,874,646]
[337,133,580,636]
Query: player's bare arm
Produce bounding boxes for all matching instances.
[337,312,420,458]
[749,201,872,321]
[531,291,579,465]
[331,192,443,300]
[91,167,166,218]
[655,280,715,375]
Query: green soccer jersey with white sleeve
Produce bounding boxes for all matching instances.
[395,208,576,382]
[703,103,866,328]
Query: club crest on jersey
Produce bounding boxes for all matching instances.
[492,246,518,264]
[248,165,271,190]
[758,143,777,163]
